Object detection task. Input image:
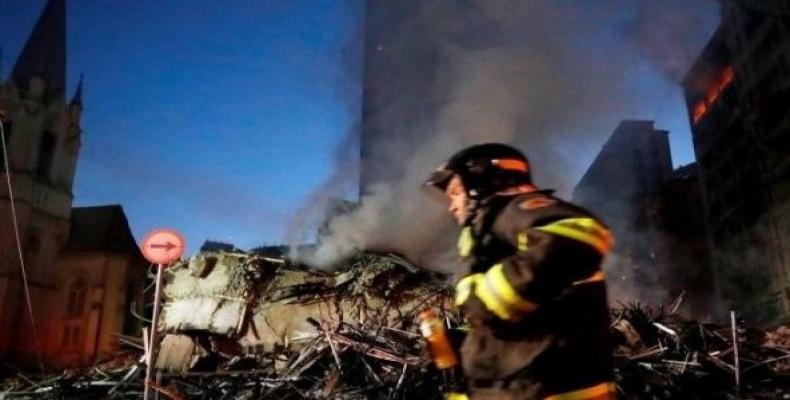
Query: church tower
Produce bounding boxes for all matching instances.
[0,0,82,363]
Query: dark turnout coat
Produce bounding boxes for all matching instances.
[454,190,616,400]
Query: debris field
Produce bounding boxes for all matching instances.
[1,252,788,399]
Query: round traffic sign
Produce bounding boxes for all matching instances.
[141,229,185,265]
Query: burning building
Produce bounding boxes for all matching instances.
[0,0,147,367]
[682,2,790,325]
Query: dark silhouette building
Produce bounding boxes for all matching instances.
[574,121,715,316]
[573,120,674,305]
[1,0,146,366]
[360,3,443,193]
[645,163,714,317]
[682,2,790,324]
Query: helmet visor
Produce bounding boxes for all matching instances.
[423,167,455,191]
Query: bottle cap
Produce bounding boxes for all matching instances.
[419,309,436,320]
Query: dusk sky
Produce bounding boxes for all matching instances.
[1,1,719,255]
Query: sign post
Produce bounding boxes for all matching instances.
[140,229,185,400]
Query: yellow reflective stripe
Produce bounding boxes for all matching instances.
[486,264,538,314]
[445,393,469,400]
[572,270,605,286]
[457,226,474,257]
[543,382,616,400]
[475,274,512,319]
[476,263,537,320]
[517,231,529,252]
[535,218,614,254]
[454,324,471,332]
[454,274,481,306]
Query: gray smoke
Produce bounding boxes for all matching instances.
[620,0,720,82]
[290,1,720,276]
[284,0,363,252]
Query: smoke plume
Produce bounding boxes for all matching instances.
[620,0,720,82]
[290,1,720,281]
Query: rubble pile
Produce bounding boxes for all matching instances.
[611,304,790,399]
[2,252,455,399]
[2,252,789,399]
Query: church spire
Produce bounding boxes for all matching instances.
[70,73,83,106]
[11,0,66,96]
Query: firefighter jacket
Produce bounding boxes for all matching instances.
[454,190,616,400]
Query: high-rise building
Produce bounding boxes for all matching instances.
[645,163,714,317]
[360,2,497,193]
[573,120,674,304]
[574,121,715,314]
[682,2,790,324]
[360,3,442,193]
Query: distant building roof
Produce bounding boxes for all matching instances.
[64,205,140,255]
[200,240,236,253]
[249,244,316,259]
[673,163,698,179]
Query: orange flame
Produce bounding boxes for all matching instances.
[692,66,735,125]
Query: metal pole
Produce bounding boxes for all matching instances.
[730,310,740,389]
[144,263,165,400]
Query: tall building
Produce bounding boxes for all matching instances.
[682,2,790,324]
[360,2,442,193]
[645,163,714,317]
[360,2,496,193]
[573,120,674,304]
[0,0,80,361]
[0,0,146,367]
[574,121,715,315]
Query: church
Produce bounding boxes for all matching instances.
[0,0,147,368]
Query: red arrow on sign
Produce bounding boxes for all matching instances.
[141,229,185,265]
[149,242,177,251]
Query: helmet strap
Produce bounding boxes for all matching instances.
[462,198,480,227]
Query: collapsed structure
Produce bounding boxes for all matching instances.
[2,251,789,399]
[155,251,449,375]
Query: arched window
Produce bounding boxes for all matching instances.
[35,131,56,179]
[66,279,87,318]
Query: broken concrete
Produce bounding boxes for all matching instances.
[158,252,451,372]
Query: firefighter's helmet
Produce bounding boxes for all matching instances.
[424,143,532,199]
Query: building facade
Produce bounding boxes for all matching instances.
[0,0,81,362]
[1,0,147,367]
[644,164,714,317]
[574,121,715,316]
[573,120,675,305]
[682,2,790,324]
[53,205,147,368]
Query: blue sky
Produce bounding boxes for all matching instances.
[2,0,361,253]
[2,1,718,254]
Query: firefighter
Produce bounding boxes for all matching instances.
[424,143,617,400]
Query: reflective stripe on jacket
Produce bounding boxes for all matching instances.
[453,191,615,398]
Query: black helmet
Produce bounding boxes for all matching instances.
[424,143,532,199]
